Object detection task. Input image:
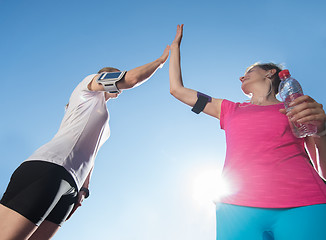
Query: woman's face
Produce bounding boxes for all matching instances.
[240,66,268,94]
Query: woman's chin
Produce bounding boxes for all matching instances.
[241,86,251,97]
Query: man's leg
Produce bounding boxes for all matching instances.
[28,220,60,240]
[0,204,37,240]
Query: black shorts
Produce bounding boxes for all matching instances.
[0,160,78,226]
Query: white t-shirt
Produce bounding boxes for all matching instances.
[25,74,110,189]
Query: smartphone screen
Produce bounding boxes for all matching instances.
[102,72,122,79]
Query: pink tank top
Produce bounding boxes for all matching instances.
[219,100,326,208]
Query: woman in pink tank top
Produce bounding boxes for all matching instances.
[169,24,326,240]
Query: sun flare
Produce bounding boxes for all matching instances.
[192,168,233,206]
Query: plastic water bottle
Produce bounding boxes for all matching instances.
[278,69,317,138]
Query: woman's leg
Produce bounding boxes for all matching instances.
[216,203,275,240]
[0,204,37,240]
[274,204,326,240]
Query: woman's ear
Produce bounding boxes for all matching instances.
[270,69,277,77]
[266,69,276,78]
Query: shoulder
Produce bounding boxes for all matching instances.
[221,99,238,109]
[220,99,239,120]
[70,74,100,99]
[80,74,98,91]
[69,74,100,95]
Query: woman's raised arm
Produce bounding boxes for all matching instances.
[169,24,222,119]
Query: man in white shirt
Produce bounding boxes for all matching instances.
[0,45,170,240]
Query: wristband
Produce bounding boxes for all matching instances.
[80,187,90,199]
[191,92,212,114]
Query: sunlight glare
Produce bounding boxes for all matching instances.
[192,168,232,206]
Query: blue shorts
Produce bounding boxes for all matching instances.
[216,203,326,240]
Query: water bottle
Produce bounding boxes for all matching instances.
[278,69,317,138]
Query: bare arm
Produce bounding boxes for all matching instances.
[81,167,92,190]
[169,24,222,119]
[89,46,170,92]
[117,47,169,90]
[283,95,326,179]
[305,135,326,180]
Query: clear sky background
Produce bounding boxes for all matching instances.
[1,0,326,239]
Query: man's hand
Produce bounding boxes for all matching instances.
[158,45,170,68]
[65,191,87,221]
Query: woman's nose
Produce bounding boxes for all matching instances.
[239,76,245,82]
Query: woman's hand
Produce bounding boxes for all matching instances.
[171,24,184,48]
[280,95,326,133]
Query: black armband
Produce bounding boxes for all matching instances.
[191,92,212,114]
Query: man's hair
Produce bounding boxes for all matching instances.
[98,67,120,73]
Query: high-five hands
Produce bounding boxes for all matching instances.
[171,24,184,48]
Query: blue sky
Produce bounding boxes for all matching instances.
[1,0,326,239]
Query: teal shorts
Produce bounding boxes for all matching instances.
[216,203,326,240]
